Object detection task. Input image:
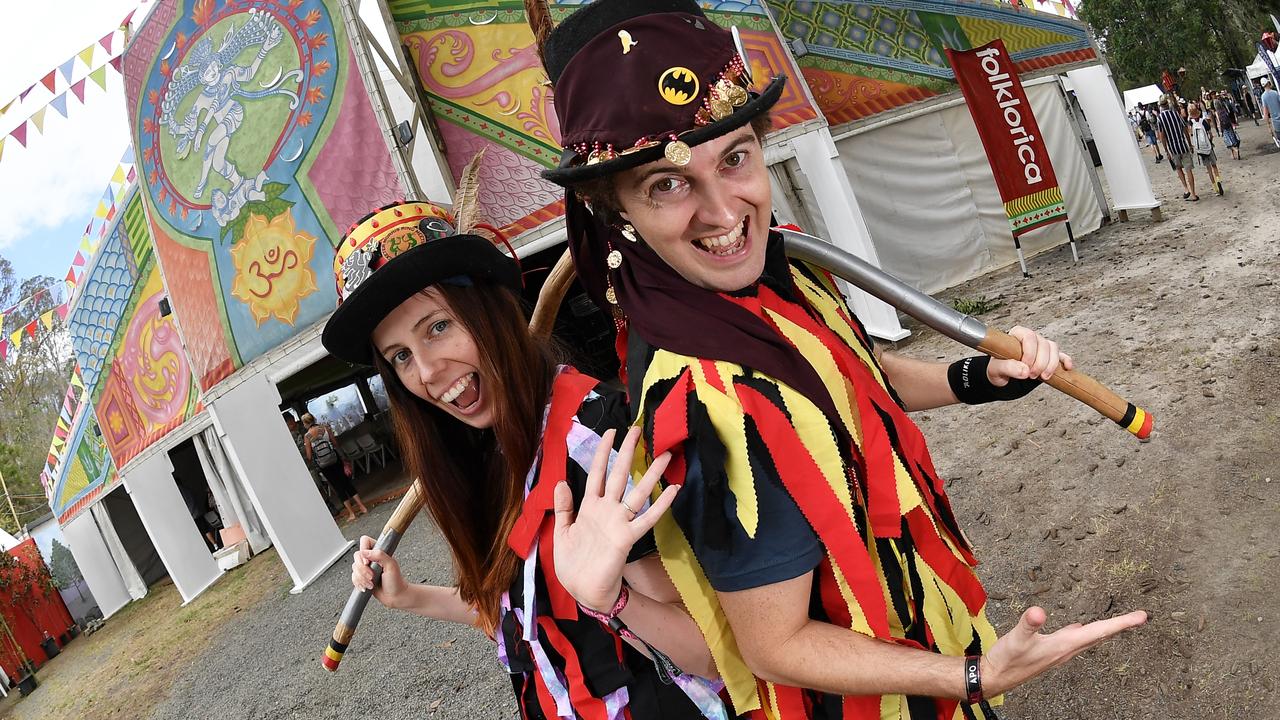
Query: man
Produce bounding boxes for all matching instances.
[1154,97,1197,201]
[535,1,1146,717]
[1260,77,1280,145]
[1138,106,1161,162]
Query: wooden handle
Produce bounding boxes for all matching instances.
[325,250,579,671]
[529,248,577,340]
[977,328,1153,440]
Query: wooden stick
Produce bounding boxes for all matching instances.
[323,248,577,671]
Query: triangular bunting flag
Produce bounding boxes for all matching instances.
[72,252,86,267]
[65,268,77,283]
[0,137,5,164]
[11,122,28,147]
[71,79,86,102]
[0,310,5,327]
[78,45,95,68]
[50,92,69,118]
[79,237,92,252]
[30,107,47,134]
[59,58,77,83]
[40,70,57,93]
[40,309,54,331]
[0,339,7,361]
[0,99,11,117]
[106,203,117,221]
[56,303,69,320]
[89,66,108,91]
[109,56,123,74]
[9,329,21,348]
[24,319,37,339]
[112,165,126,183]
[121,146,133,163]
[127,166,137,182]
[19,83,35,101]
[121,9,136,28]
[100,30,115,55]
[94,201,107,218]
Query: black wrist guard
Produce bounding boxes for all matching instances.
[947,355,1041,405]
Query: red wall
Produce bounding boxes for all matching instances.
[0,539,75,679]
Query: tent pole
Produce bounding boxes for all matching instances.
[1066,221,1080,262]
[1013,236,1031,278]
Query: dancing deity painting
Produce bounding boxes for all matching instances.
[159,9,302,227]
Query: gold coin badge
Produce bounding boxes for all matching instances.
[607,250,623,269]
[726,84,749,107]
[710,97,734,121]
[605,286,618,304]
[664,140,692,166]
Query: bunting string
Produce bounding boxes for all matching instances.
[0,7,140,163]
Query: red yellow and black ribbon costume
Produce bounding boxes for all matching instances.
[631,260,1001,720]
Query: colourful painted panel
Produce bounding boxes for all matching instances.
[48,399,118,526]
[124,0,403,391]
[65,188,203,471]
[388,0,818,240]
[770,0,1096,126]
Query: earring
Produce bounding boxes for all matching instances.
[620,224,637,242]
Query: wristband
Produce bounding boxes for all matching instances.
[577,585,684,685]
[948,355,1041,405]
[964,655,984,704]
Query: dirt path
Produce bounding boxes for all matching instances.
[908,120,1280,718]
[5,124,1277,720]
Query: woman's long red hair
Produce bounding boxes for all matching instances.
[372,283,555,634]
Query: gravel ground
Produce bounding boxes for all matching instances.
[146,509,518,720]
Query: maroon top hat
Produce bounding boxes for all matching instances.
[541,0,785,186]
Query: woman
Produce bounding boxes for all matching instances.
[302,412,368,521]
[534,1,1145,718]
[322,200,728,718]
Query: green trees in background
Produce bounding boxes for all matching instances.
[0,254,73,536]
[1082,0,1277,93]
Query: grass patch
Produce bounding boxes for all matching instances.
[951,295,1005,316]
[0,548,289,720]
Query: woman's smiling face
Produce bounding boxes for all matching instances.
[371,287,493,429]
[613,127,773,292]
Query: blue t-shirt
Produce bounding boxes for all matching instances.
[1262,89,1280,128]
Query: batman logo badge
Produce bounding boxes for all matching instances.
[658,67,699,106]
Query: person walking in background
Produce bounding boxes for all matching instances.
[1155,96,1198,201]
[1215,93,1242,160]
[1139,106,1162,162]
[1188,104,1224,196]
[1260,77,1280,145]
[303,412,368,522]
[285,412,343,515]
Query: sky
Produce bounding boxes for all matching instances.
[0,0,154,290]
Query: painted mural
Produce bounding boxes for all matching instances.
[388,0,818,241]
[124,0,403,391]
[46,388,117,525]
[770,0,1096,126]
[66,188,201,473]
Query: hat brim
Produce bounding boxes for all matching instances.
[321,234,521,365]
[542,75,787,187]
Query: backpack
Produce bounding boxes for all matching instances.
[1190,119,1213,154]
[308,430,340,467]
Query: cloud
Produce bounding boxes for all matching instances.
[0,0,150,249]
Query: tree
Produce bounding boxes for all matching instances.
[0,253,74,535]
[49,539,83,597]
[1082,0,1276,93]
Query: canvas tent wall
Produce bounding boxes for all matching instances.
[1123,84,1164,111]
[774,77,1103,294]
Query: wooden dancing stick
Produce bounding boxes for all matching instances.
[322,249,579,672]
[780,228,1154,440]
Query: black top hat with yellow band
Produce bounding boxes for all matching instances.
[540,0,785,186]
[321,201,521,365]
